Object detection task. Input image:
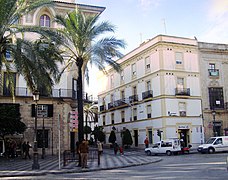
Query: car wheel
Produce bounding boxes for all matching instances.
[208,148,215,154]
[146,151,151,156]
[166,150,172,156]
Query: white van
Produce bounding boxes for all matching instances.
[145,139,181,156]
[197,136,228,154]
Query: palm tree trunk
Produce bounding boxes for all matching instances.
[76,60,84,142]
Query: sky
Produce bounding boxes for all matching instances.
[75,0,228,96]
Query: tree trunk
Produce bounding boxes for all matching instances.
[76,59,84,142]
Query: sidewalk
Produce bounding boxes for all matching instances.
[0,149,161,177]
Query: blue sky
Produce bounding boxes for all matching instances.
[76,0,228,54]
[76,0,228,96]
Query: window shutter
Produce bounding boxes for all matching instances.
[48,104,53,117]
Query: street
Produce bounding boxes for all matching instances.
[2,152,228,180]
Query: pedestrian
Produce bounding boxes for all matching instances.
[79,139,89,169]
[76,141,81,167]
[119,146,124,156]
[97,141,103,155]
[144,137,149,148]
[24,141,31,159]
[22,141,26,158]
[113,141,119,155]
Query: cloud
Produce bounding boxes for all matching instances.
[139,0,161,11]
[201,0,228,43]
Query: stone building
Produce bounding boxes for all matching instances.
[0,0,104,155]
[198,42,228,140]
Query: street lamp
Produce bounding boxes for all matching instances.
[41,111,45,159]
[212,110,216,137]
[32,90,40,170]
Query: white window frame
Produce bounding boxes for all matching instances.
[145,56,151,70]
[40,14,50,27]
[132,63,136,76]
[175,52,183,65]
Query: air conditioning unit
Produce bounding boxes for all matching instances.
[180,111,186,117]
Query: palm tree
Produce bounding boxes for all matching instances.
[0,0,64,93]
[55,10,126,142]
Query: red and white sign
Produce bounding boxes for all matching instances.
[69,110,78,130]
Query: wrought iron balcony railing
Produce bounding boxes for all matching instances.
[175,88,190,96]
[142,90,153,100]
[99,105,106,111]
[208,69,219,77]
[129,95,138,103]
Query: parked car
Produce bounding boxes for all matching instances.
[145,139,181,156]
[197,136,228,154]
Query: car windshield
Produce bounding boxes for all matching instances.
[206,138,216,144]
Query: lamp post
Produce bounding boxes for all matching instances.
[212,110,216,137]
[32,90,40,170]
[41,112,45,159]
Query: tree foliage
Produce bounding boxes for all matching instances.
[92,126,105,142]
[0,103,26,139]
[122,129,133,147]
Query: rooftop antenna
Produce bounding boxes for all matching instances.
[162,18,167,34]
[140,33,142,44]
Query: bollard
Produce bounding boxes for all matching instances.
[227,156,228,171]
[98,150,100,166]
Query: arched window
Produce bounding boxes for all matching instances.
[39,15,50,27]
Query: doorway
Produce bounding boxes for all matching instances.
[134,130,138,147]
[178,129,190,147]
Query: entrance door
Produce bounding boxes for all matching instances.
[134,130,138,147]
[178,129,189,147]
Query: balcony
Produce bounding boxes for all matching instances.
[108,102,114,109]
[0,87,91,100]
[129,95,138,103]
[114,99,128,107]
[142,90,153,100]
[175,88,190,96]
[208,69,219,77]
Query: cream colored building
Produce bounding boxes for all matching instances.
[98,35,204,148]
[198,42,228,140]
[0,1,104,155]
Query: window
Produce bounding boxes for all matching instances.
[121,90,125,100]
[120,71,124,82]
[132,63,136,76]
[111,113,114,124]
[102,115,106,126]
[175,52,183,65]
[110,74,114,88]
[177,77,184,90]
[37,129,49,148]
[146,81,151,91]
[179,102,186,116]
[145,56,150,70]
[6,50,12,60]
[110,94,114,103]
[209,87,224,109]
[209,63,215,70]
[32,104,53,117]
[121,111,125,123]
[148,129,153,144]
[3,72,16,96]
[147,105,151,118]
[133,86,137,96]
[133,108,137,120]
[40,15,50,27]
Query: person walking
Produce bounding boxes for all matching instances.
[113,141,119,155]
[79,139,89,169]
[144,137,149,148]
[24,141,31,159]
[97,141,103,155]
[22,141,26,158]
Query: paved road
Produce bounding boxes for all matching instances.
[3,152,227,180]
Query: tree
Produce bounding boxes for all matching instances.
[122,129,133,148]
[0,103,26,140]
[55,10,126,142]
[0,0,64,93]
[92,126,105,142]
[108,130,116,144]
